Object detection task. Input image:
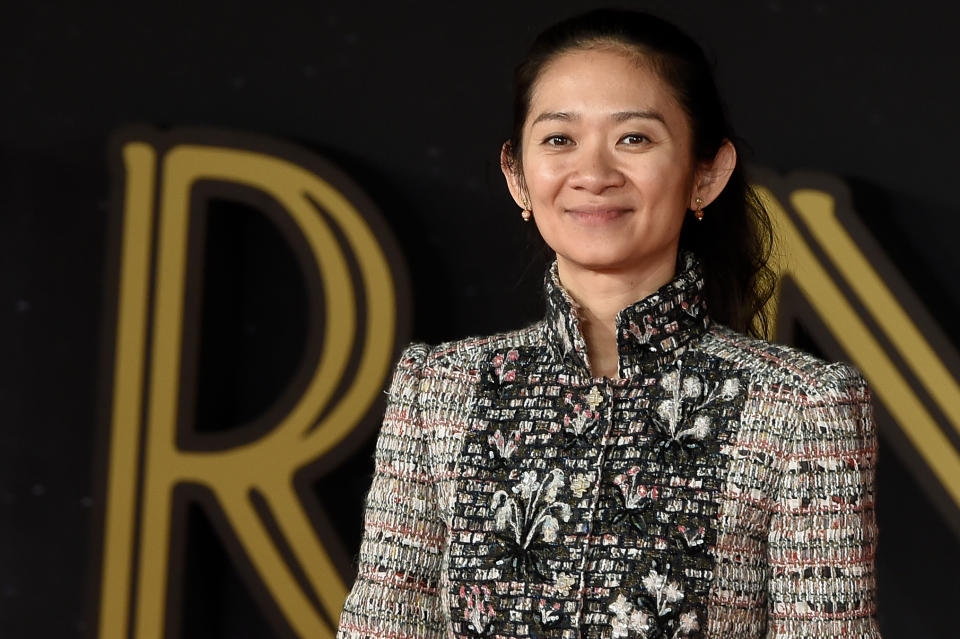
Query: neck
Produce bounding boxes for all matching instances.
[556,250,679,378]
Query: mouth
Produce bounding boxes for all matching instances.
[564,207,632,225]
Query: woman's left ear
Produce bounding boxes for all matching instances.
[691,139,737,209]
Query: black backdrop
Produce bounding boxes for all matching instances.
[3,1,960,637]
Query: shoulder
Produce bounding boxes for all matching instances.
[386,323,543,404]
[702,323,870,405]
[410,322,545,374]
[702,324,875,463]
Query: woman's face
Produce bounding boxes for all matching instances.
[508,47,701,276]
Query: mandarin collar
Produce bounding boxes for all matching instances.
[542,250,711,378]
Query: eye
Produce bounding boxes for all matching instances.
[542,134,572,147]
[620,133,651,145]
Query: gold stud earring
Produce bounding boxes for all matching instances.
[694,196,704,221]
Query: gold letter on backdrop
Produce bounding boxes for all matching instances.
[96,128,409,638]
[755,168,960,536]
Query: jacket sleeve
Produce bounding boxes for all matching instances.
[336,343,446,639]
[766,362,882,638]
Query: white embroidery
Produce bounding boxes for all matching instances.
[537,598,561,625]
[721,377,740,399]
[608,593,652,638]
[491,469,571,548]
[652,360,740,448]
[570,473,592,498]
[554,572,576,596]
[642,566,684,616]
[607,565,699,638]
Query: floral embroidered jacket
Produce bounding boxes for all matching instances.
[336,252,881,639]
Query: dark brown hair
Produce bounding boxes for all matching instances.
[504,8,775,338]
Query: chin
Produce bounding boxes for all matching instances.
[556,246,641,272]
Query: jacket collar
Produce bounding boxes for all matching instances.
[542,250,711,378]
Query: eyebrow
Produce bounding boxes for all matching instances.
[530,110,667,126]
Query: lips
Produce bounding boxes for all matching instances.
[564,206,632,224]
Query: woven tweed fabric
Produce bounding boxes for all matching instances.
[336,251,881,639]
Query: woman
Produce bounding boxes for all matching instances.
[337,9,880,639]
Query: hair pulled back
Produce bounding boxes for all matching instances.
[505,8,775,338]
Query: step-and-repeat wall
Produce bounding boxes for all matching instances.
[4,2,959,638]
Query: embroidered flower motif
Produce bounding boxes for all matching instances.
[561,392,602,448]
[609,594,631,617]
[678,611,699,633]
[564,411,598,441]
[585,385,604,410]
[515,470,540,501]
[487,429,520,465]
[554,572,577,596]
[459,584,496,636]
[490,469,572,579]
[690,414,712,439]
[720,377,740,400]
[608,576,700,639]
[570,473,592,498]
[660,370,680,392]
[642,567,684,612]
[656,399,679,426]
[661,581,683,605]
[609,593,652,638]
[649,360,741,462]
[489,348,521,385]
[541,515,560,542]
[610,468,659,534]
[537,598,562,628]
[607,562,700,639]
[681,376,701,399]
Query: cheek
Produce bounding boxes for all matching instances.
[522,155,568,201]
[632,158,691,204]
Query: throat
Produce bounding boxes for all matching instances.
[581,314,620,379]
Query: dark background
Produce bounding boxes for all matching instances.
[3,1,960,637]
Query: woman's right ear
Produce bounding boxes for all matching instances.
[500,141,524,208]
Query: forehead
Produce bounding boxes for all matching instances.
[527,47,685,124]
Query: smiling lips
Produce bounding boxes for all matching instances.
[564,206,632,225]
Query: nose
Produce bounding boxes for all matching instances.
[568,143,624,193]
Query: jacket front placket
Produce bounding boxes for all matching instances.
[445,254,745,639]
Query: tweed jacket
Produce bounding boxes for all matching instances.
[336,252,881,639]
